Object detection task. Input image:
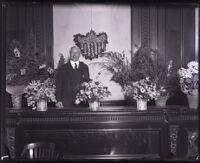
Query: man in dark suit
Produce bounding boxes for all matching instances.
[55,46,90,108]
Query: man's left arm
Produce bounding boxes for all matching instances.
[83,64,90,82]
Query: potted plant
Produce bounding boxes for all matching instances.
[75,80,111,111]
[24,78,57,111]
[6,39,40,108]
[154,59,178,106]
[178,61,199,109]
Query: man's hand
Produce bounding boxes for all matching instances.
[56,101,64,108]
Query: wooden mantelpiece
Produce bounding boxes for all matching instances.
[5,106,198,160]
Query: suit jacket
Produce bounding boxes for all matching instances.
[55,61,90,107]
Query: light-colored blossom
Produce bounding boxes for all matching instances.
[178,61,199,95]
[13,48,20,57]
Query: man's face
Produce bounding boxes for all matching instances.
[70,47,81,61]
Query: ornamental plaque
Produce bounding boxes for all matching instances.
[74,30,108,60]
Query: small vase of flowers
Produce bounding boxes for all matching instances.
[24,78,57,111]
[124,77,160,110]
[178,61,199,109]
[75,80,111,111]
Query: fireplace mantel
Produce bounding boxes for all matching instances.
[5,106,198,160]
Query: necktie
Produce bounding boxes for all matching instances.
[74,63,78,69]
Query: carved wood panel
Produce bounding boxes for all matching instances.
[186,130,198,159]
[169,125,179,156]
[141,7,150,47]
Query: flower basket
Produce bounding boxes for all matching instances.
[89,101,100,111]
[187,91,198,109]
[37,99,48,111]
[155,95,168,107]
[136,99,147,111]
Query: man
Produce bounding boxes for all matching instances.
[56,46,90,108]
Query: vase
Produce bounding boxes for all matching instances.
[11,95,22,109]
[37,100,48,111]
[187,92,199,109]
[6,85,26,109]
[136,99,147,111]
[89,101,100,111]
[155,95,168,107]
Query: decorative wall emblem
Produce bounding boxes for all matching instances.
[74,30,108,60]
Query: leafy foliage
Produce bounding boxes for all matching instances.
[6,39,54,86]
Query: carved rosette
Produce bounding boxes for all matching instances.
[169,125,179,155]
[186,131,198,158]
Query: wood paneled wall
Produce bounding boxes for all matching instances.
[131,5,196,69]
[6,2,54,66]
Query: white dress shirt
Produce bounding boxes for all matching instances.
[70,60,79,69]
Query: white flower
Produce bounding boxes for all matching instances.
[47,67,54,74]
[13,48,20,57]
[75,99,80,104]
[39,64,46,69]
[187,61,198,71]
[20,69,26,75]
[140,88,145,93]
[80,90,84,94]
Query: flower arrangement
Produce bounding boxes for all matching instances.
[123,77,160,101]
[178,61,199,95]
[24,78,57,110]
[75,80,111,104]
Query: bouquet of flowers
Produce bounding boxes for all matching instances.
[123,77,160,101]
[75,80,111,104]
[178,61,199,95]
[24,78,57,109]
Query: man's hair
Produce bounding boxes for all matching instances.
[69,46,81,54]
